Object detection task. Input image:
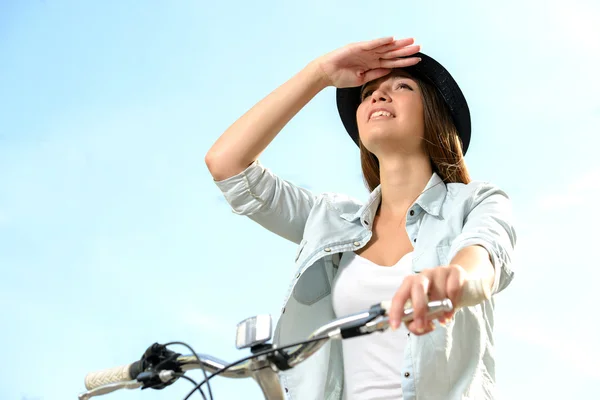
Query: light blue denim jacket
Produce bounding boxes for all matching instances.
[215,160,517,400]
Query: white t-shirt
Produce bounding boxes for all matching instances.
[332,251,414,400]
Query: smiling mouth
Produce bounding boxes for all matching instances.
[369,110,395,120]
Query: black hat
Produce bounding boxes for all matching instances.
[336,52,471,154]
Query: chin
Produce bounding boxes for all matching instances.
[360,122,424,151]
[361,133,423,156]
[361,128,403,149]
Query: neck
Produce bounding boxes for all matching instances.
[378,154,433,219]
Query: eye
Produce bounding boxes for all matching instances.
[395,82,412,90]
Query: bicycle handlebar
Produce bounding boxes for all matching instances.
[79,278,491,399]
[83,355,253,391]
[85,363,136,391]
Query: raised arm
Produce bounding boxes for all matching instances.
[206,38,422,243]
[205,37,420,180]
[204,62,329,181]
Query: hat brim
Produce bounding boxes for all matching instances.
[336,52,471,155]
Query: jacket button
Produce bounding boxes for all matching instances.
[324,248,332,252]
[353,241,360,246]
[285,387,289,393]
[404,372,410,378]
[409,210,415,216]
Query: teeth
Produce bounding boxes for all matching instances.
[371,110,392,119]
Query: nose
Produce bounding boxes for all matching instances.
[370,89,390,103]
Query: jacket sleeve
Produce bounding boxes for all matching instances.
[213,160,317,245]
[448,183,517,294]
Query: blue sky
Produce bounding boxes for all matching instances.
[1,0,599,399]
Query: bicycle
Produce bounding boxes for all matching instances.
[78,278,490,400]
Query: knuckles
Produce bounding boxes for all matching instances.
[391,265,467,334]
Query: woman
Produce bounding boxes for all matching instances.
[205,37,516,400]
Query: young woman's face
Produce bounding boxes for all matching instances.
[356,70,425,155]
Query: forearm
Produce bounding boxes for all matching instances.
[450,245,495,291]
[205,61,330,181]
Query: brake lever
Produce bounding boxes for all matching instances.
[361,315,391,334]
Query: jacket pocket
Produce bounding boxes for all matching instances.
[293,263,331,306]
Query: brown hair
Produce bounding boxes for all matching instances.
[359,75,471,192]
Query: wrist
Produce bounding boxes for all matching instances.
[305,59,333,90]
[449,262,494,292]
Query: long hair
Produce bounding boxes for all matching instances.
[359,76,471,192]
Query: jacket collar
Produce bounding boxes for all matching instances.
[340,172,447,225]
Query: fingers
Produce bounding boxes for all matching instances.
[389,280,412,330]
[379,56,422,69]
[389,274,431,334]
[422,268,452,326]
[359,36,398,50]
[439,310,455,326]
[352,37,421,85]
[389,266,465,335]
[380,45,421,59]
[409,276,430,334]
[372,38,416,53]
[406,319,436,335]
[360,55,420,84]
[377,42,421,69]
